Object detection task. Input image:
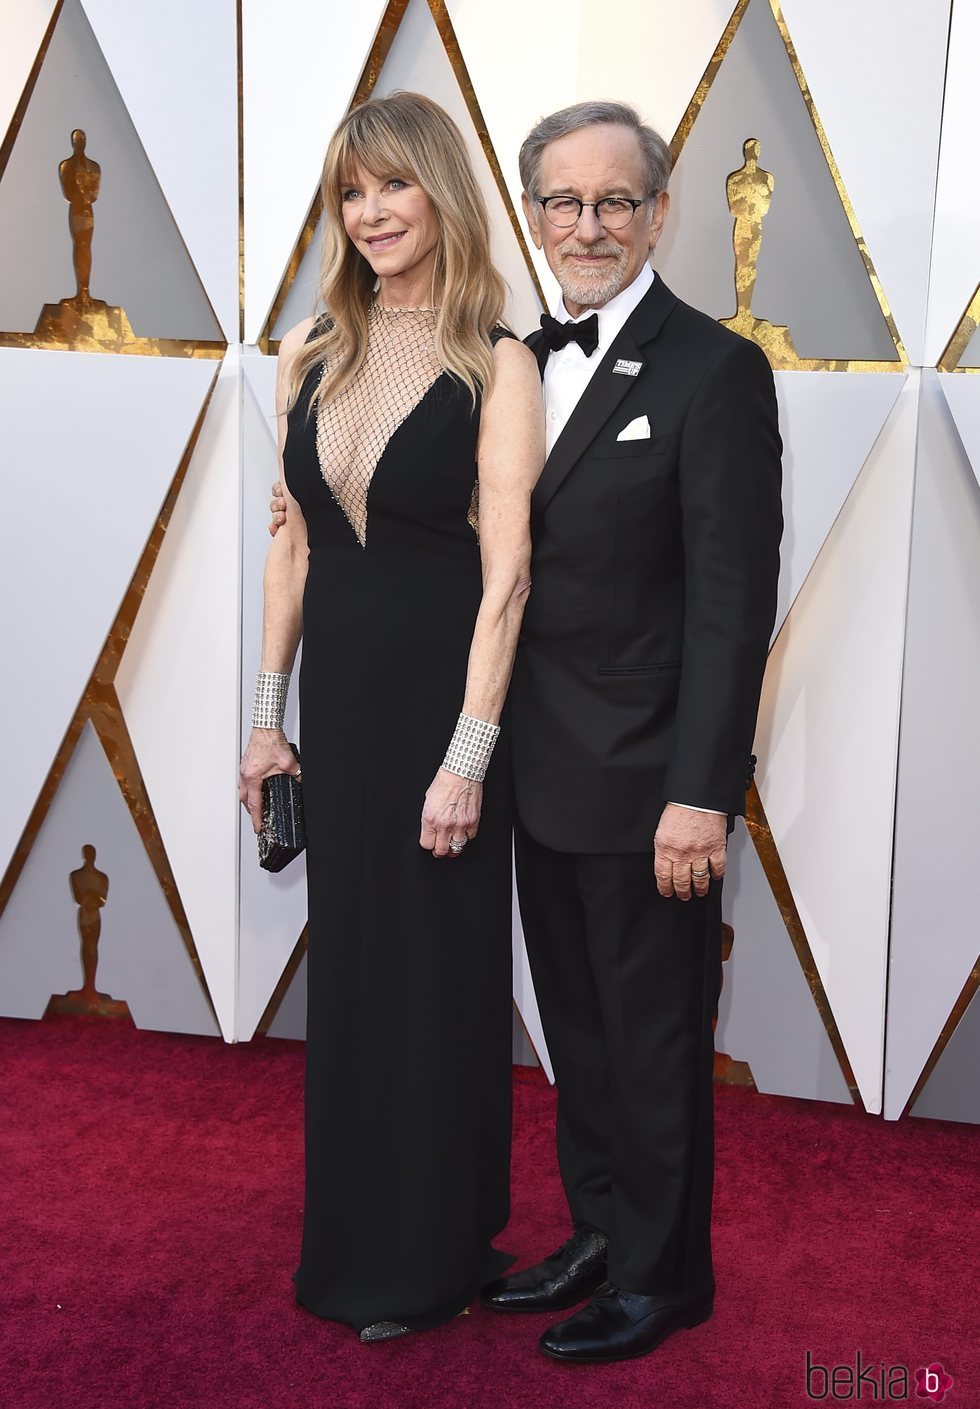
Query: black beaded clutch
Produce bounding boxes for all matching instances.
[258,745,306,873]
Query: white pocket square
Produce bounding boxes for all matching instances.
[616,415,651,442]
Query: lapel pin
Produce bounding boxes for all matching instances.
[613,359,642,377]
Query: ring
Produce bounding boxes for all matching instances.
[692,867,710,878]
[448,837,467,853]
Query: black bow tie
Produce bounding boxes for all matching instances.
[540,311,600,358]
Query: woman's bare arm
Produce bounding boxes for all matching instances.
[239,318,313,831]
[420,336,544,858]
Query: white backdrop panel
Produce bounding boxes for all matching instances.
[772,372,904,637]
[754,374,918,1113]
[241,0,389,344]
[114,351,240,1040]
[0,0,57,143]
[237,353,308,1040]
[780,0,950,367]
[884,372,980,1118]
[0,723,218,1034]
[0,348,216,881]
[923,0,980,366]
[79,0,239,340]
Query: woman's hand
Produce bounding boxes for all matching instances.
[269,480,288,536]
[419,769,482,859]
[239,729,301,833]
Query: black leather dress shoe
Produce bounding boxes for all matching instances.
[539,1282,714,1363]
[480,1225,608,1312]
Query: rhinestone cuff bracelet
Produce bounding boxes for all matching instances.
[442,712,500,782]
[252,671,290,730]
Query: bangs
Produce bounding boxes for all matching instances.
[331,109,423,197]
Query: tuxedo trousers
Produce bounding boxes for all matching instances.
[514,817,722,1301]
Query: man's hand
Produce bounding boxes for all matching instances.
[654,803,727,900]
[269,480,288,536]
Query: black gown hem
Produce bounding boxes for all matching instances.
[292,1243,516,1335]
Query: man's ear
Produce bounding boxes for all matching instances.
[648,190,670,254]
[522,191,543,251]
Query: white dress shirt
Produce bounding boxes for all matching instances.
[540,263,723,820]
[543,262,654,456]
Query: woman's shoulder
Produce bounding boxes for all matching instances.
[278,317,317,362]
[488,324,536,372]
[488,322,519,347]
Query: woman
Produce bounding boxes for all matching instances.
[239,92,543,1342]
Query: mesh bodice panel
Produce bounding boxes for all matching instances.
[314,304,442,548]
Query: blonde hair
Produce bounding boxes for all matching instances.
[287,91,507,414]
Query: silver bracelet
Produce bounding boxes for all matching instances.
[442,712,500,782]
[252,671,290,729]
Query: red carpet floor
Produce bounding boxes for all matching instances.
[1,1015,976,1409]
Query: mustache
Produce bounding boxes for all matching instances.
[555,241,624,260]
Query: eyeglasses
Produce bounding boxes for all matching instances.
[536,195,652,230]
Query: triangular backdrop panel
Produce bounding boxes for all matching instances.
[0,0,59,141]
[779,0,949,367]
[114,351,241,1040]
[754,376,918,1112]
[241,0,390,344]
[237,355,308,1041]
[716,825,851,1103]
[884,372,980,1118]
[0,0,220,341]
[940,373,980,493]
[910,983,980,1126]
[772,372,904,637]
[79,0,239,339]
[655,0,896,362]
[272,0,541,342]
[0,348,216,880]
[0,722,217,1035]
[923,3,980,365]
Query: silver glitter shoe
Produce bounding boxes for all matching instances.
[359,1320,410,1344]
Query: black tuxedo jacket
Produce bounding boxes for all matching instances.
[510,275,783,853]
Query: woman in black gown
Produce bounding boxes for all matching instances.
[239,92,543,1341]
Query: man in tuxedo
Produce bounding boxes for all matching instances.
[477,101,782,1363]
[270,100,781,1364]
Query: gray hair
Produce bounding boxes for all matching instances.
[518,101,671,200]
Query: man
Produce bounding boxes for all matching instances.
[272,100,782,1364]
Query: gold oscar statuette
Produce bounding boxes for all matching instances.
[29,129,143,351]
[0,129,222,358]
[45,844,132,1020]
[720,137,798,363]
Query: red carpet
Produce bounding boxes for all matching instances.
[1,1015,976,1409]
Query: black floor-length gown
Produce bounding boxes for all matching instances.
[283,309,515,1332]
